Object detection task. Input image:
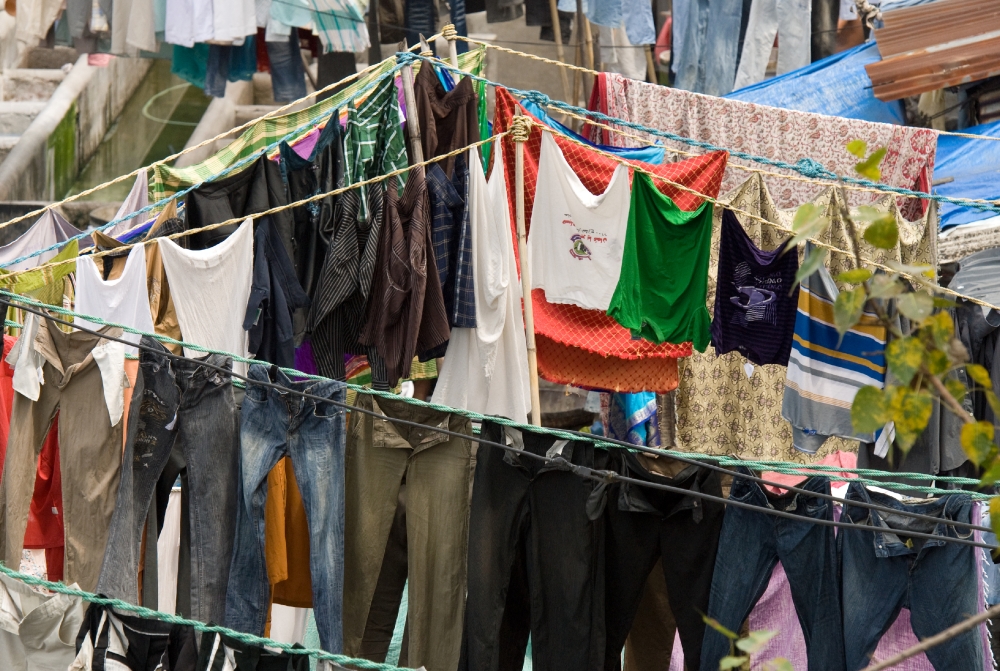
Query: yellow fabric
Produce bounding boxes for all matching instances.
[264,457,313,608]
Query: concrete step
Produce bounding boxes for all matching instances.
[0,101,47,135]
[3,69,68,102]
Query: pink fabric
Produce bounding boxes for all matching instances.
[762,450,858,494]
[593,73,937,220]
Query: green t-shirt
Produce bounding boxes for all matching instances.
[607,171,713,351]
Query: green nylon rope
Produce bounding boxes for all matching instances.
[0,562,413,669]
[1,289,993,498]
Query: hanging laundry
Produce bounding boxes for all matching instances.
[110,0,158,54]
[2,319,125,592]
[270,0,370,54]
[841,486,986,670]
[97,335,240,627]
[608,171,714,350]
[264,32,308,103]
[432,144,532,422]
[72,603,199,670]
[427,154,474,330]
[0,209,78,271]
[308,75,407,385]
[198,630,311,670]
[0,569,84,671]
[359,172,450,389]
[603,454,725,671]
[245,216,311,368]
[413,60,482,179]
[103,172,151,240]
[671,0,744,95]
[344,395,473,671]
[598,25,648,82]
[711,209,799,366]
[672,175,933,463]
[702,468,845,670]
[164,0,216,47]
[75,245,156,356]
[264,457,313,608]
[605,392,659,446]
[732,0,812,91]
[204,37,260,98]
[158,217,254,377]
[782,247,887,454]
[461,423,609,671]
[528,132,631,313]
[225,365,346,653]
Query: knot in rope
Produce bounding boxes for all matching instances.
[795,157,836,180]
[510,115,532,143]
[395,51,418,65]
[442,23,458,40]
[523,90,552,109]
[420,49,434,57]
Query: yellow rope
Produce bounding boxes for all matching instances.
[0,36,442,234]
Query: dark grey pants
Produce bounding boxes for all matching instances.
[97,337,240,626]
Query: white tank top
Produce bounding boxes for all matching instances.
[527,132,631,311]
[76,244,156,356]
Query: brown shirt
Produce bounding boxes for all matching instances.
[413,62,481,178]
[359,171,449,388]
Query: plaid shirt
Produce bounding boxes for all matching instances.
[427,155,476,328]
[149,48,487,204]
[271,0,370,53]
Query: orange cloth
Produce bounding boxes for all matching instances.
[536,334,679,392]
[264,457,313,608]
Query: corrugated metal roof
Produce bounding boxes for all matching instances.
[865,0,1000,101]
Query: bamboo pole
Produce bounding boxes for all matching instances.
[547,0,572,103]
[512,111,542,426]
[400,54,425,166]
[646,44,657,84]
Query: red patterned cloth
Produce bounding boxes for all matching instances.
[588,72,937,221]
[536,334,680,393]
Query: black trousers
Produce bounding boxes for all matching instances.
[460,422,610,671]
[603,454,725,671]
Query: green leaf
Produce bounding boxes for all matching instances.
[765,660,795,671]
[853,205,885,222]
[834,288,867,339]
[863,218,899,250]
[720,656,749,670]
[948,337,970,364]
[967,363,992,389]
[855,146,888,181]
[836,268,872,285]
[933,297,958,309]
[987,391,1000,419]
[792,248,828,291]
[979,459,1000,487]
[792,203,822,231]
[886,337,924,385]
[897,291,934,323]
[924,311,955,349]
[735,631,779,655]
[889,388,934,452]
[869,274,904,299]
[961,421,995,464]
[702,615,739,641]
[852,386,890,434]
[846,139,868,158]
[925,349,949,376]
[886,261,936,280]
[945,377,968,404]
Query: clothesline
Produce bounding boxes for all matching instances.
[0,37,440,239]
[451,31,1000,143]
[4,291,995,542]
[0,285,992,502]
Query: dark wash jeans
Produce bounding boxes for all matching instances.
[841,484,983,671]
[459,422,610,671]
[224,365,347,653]
[97,337,240,626]
[700,468,844,671]
[604,454,724,671]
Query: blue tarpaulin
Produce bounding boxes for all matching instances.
[725,42,905,125]
[935,120,1000,229]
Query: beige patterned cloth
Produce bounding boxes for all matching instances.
[671,174,934,463]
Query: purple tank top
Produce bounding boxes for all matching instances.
[710,210,799,365]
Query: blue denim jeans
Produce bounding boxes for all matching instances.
[96,337,240,626]
[840,484,983,671]
[700,468,844,671]
[673,0,743,95]
[266,33,307,103]
[224,365,347,653]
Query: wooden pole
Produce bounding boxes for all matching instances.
[512,111,542,426]
[580,4,594,72]
[547,0,572,103]
[645,44,657,84]
[400,55,425,166]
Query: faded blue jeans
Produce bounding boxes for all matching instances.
[266,33,307,103]
[673,0,744,95]
[224,365,347,653]
[700,468,844,671]
[841,484,983,671]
